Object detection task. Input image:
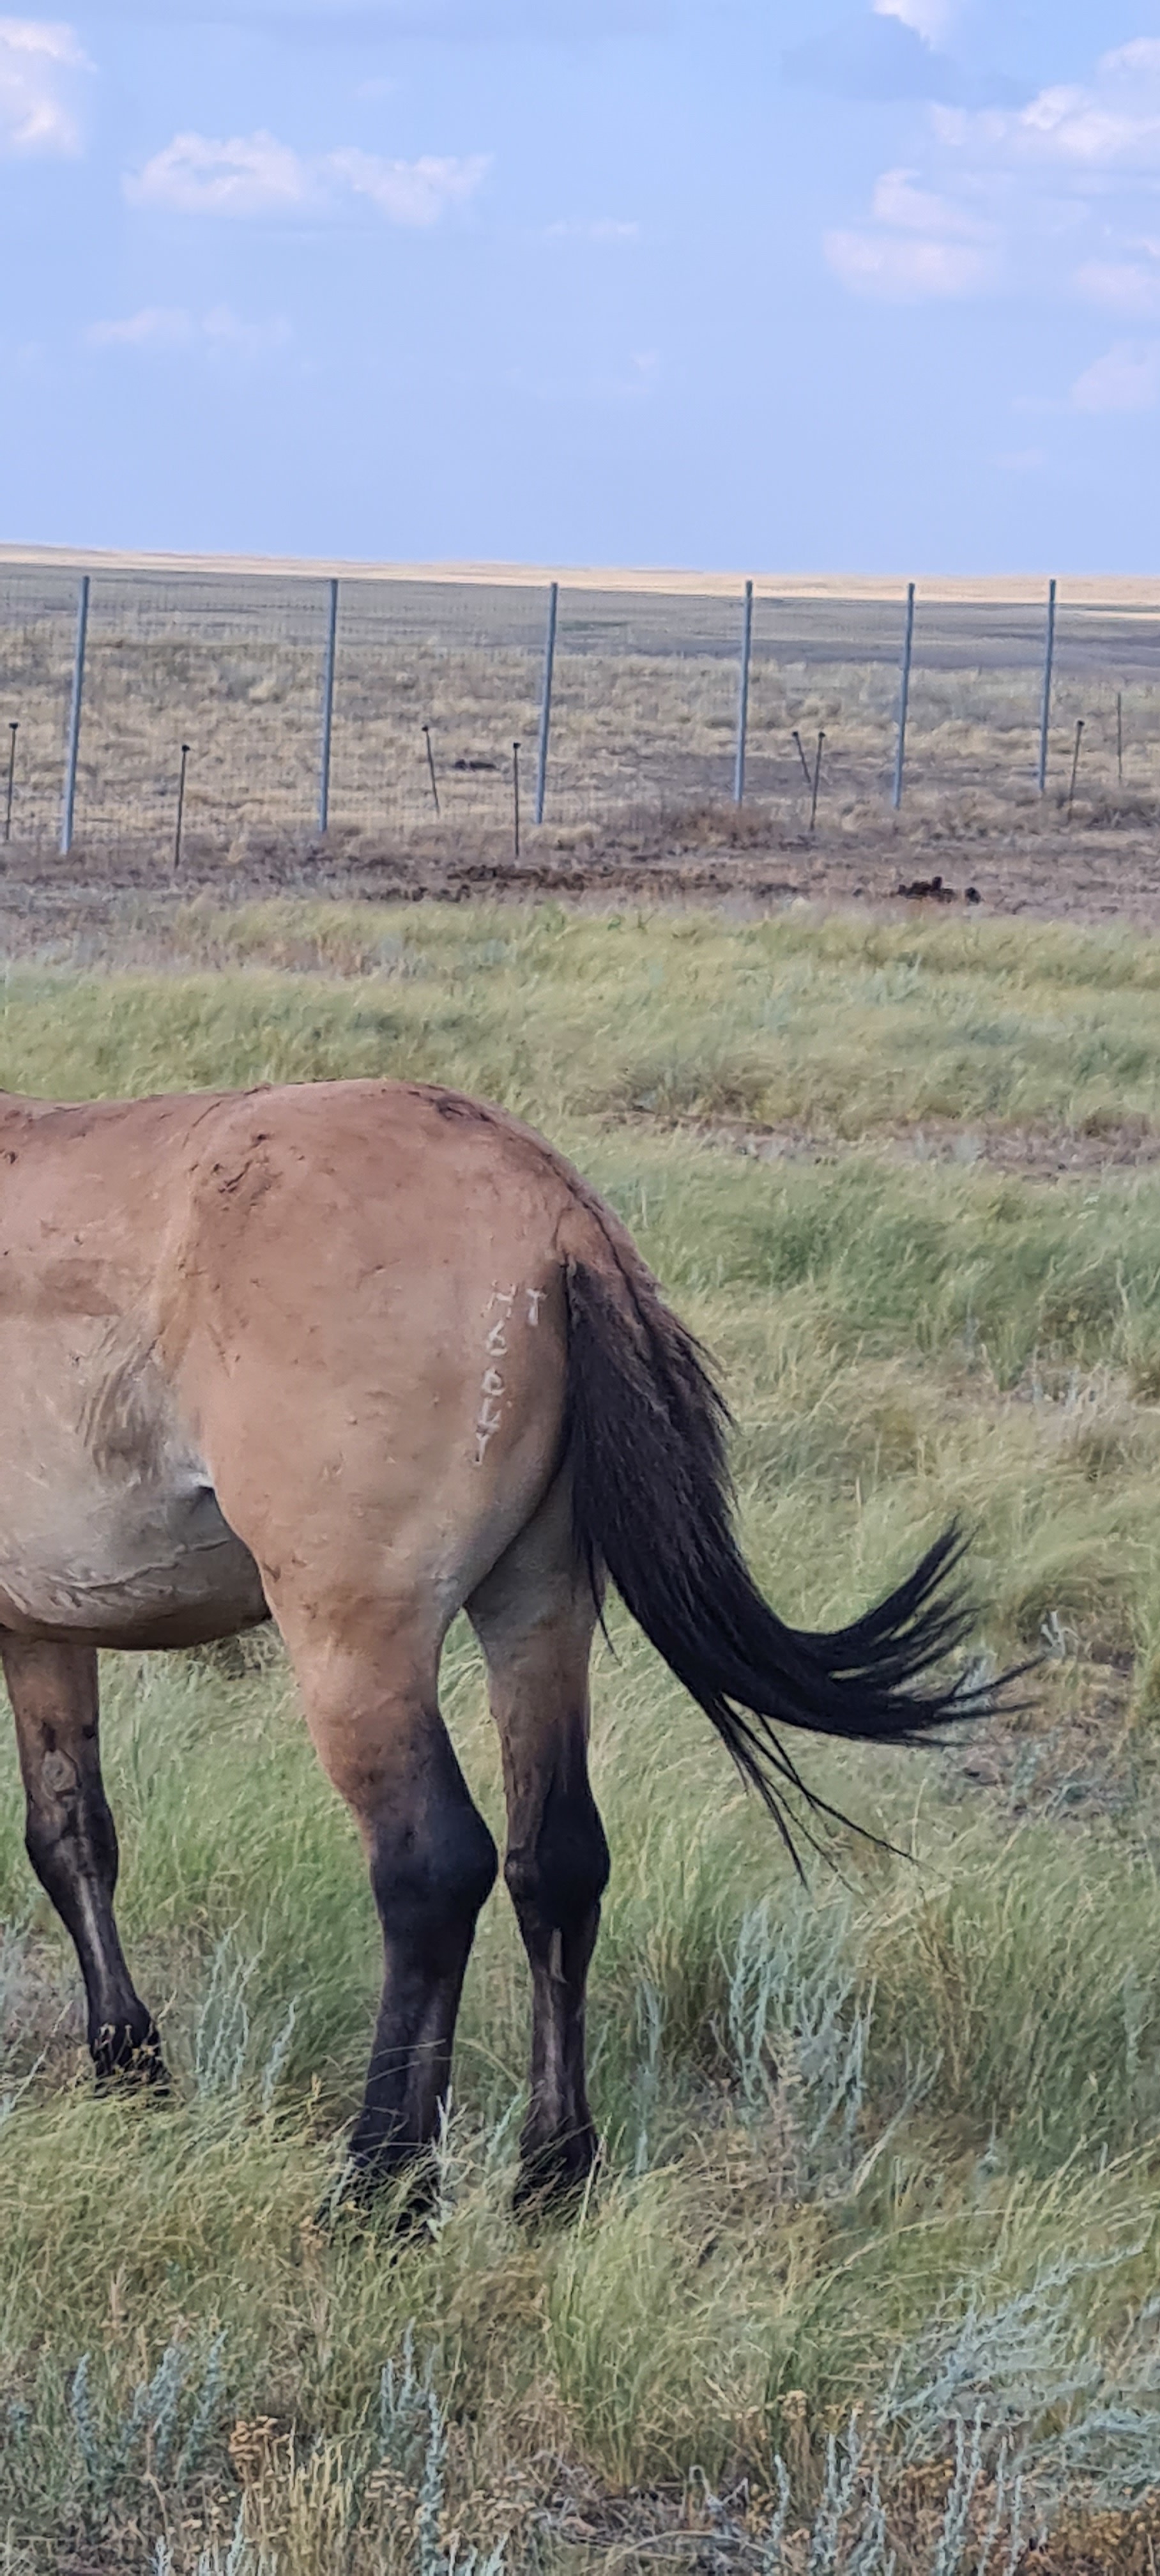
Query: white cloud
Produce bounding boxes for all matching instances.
[325,145,489,225]
[86,305,194,346]
[201,302,291,351]
[825,226,990,298]
[125,126,490,226]
[826,30,1160,321]
[1074,255,1160,318]
[825,160,994,298]
[934,40,1160,174]
[1071,337,1160,413]
[0,17,88,155]
[125,130,310,215]
[86,303,291,355]
[873,0,957,47]
[869,165,987,238]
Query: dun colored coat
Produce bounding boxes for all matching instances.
[0,1078,976,2209]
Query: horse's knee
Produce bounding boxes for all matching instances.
[505,1777,610,1931]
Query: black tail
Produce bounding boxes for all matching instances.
[564,1254,994,1869]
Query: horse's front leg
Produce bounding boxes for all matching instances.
[1,1636,165,2085]
[285,1614,498,2203]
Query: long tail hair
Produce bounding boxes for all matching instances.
[563,1250,994,1869]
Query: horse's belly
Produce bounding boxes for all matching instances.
[0,1471,268,1644]
[0,1324,268,1644]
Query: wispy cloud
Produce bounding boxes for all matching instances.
[125,130,308,215]
[825,164,994,300]
[86,303,292,353]
[873,0,957,45]
[783,9,1020,111]
[544,216,641,242]
[125,126,491,223]
[82,0,669,36]
[825,31,1160,316]
[86,305,192,345]
[933,40,1160,174]
[825,228,989,298]
[512,345,659,404]
[1072,337,1160,413]
[0,17,89,155]
[327,144,489,222]
[1074,251,1160,319]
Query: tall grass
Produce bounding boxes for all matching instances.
[3,900,1160,2570]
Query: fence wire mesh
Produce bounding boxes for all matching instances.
[1,564,1158,864]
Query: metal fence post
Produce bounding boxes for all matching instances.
[174,741,190,872]
[535,579,558,827]
[318,575,339,832]
[733,578,754,805]
[60,572,90,855]
[1037,577,1057,795]
[4,722,17,846]
[892,581,915,811]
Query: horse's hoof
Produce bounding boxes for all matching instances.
[317,2148,438,2239]
[91,2020,169,2095]
[512,2133,600,2225]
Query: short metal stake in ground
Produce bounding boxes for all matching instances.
[60,572,90,857]
[535,580,558,827]
[791,729,813,787]
[512,741,521,859]
[174,744,190,872]
[733,579,754,806]
[892,581,916,811]
[1117,691,1124,789]
[1037,578,1057,795]
[810,730,825,833]
[422,725,440,817]
[317,576,339,834]
[1067,719,1085,823]
[4,722,17,846]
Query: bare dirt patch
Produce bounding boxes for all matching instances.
[675,1114,1160,1182]
[3,790,1160,952]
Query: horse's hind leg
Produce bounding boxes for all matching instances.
[1,1638,164,2085]
[468,1476,609,2212]
[276,1609,498,2202]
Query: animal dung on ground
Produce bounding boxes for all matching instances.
[896,874,981,906]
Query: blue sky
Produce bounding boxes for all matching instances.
[3,0,1160,570]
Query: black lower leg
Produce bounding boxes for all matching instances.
[25,1797,164,2085]
[4,1640,164,2087]
[505,1764,609,2210]
[347,1763,498,2198]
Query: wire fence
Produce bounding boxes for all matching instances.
[2,560,1159,865]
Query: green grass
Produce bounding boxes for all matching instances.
[4,898,1160,2572]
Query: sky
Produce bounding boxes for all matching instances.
[3,0,1160,571]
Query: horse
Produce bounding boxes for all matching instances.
[0,1074,982,2212]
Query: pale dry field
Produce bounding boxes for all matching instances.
[2,556,1159,868]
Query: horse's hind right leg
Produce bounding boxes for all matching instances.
[1,1637,164,2085]
[468,1475,609,2212]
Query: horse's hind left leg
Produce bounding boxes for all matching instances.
[274,1608,499,2203]
[1,1637,164,2085]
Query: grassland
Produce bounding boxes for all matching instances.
[4,900,1160,2572]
